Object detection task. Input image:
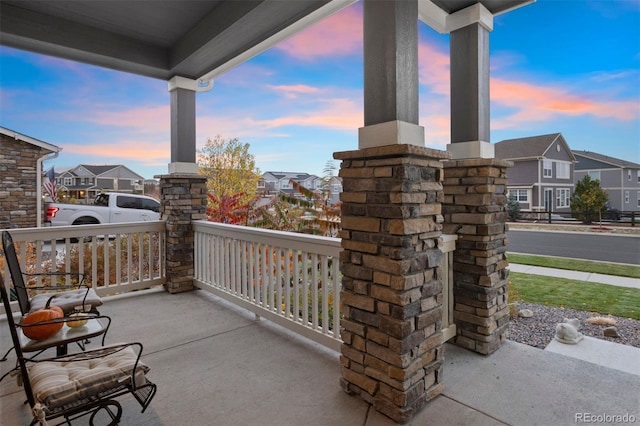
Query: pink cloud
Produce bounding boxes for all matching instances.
[491,77,639,129]
[254,97,362,131]
[267,84,322,99]
[418,39,450,95]
[276,5,362,60]
[64,139,169,166]
[83,105,170,133]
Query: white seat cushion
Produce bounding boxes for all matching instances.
[29,288,103,314]
[28,345,149,409]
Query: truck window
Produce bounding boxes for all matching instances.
[94,194,109,207]
[140,198,160,213]
[116,196,138,209]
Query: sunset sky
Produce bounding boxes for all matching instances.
[1,0,638,179]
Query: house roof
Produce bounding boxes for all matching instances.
[263,171,319,181]
[0,125,61,154]
[572,150,640,169]
[0,1,532,81]
[494,133,576,161]
[79,164,123,175]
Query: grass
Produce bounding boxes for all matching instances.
[508,253,640,279]
[509,272,640,320]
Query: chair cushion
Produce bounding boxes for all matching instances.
[28,345,149,409]
[29,288,103,314]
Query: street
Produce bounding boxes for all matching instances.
[507,230,640,265]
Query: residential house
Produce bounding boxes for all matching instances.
[495,133,576,212]
[259,171,342,205]
[0,127,61,228]
[326,175,343,205]
[573,150,640,211]
[259,171,322,197]
[56,164,146,203]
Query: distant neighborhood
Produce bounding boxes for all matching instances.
[1,126,639,231]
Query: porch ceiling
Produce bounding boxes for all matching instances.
[0,0,353,80]
[0,0,533,82]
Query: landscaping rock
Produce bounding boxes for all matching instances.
[518,308,534,318]
[603,326,619,338]
[555,318,583,344]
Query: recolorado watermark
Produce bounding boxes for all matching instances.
[575,413,637,423]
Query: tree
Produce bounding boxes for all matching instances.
[506,193,521,221]
[570,175,609,224]
[197,135,261,214]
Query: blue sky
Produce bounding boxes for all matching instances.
[1,0,638,179]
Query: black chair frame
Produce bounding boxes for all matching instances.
[0,273,156,426]
[1,230,102,363]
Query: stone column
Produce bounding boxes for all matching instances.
[442,158,512,354]
[157,174,207,294]
[334,144,449,423]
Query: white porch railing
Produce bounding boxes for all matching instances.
[193,221,342,351]
[193,220,458,351]
[1,221,165,313]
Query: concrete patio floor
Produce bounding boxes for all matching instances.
[1,288,638,426]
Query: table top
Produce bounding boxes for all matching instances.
[20,317,109,353]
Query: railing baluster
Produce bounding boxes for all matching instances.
[116,234,122,287]
[311,253,318,330]
[293,251,300,323]
[321,255,329,333]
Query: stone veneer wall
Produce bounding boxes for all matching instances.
[158,174,207,294]
[334,144,450,423]
[0,134,50,229]
[442,158,512,355]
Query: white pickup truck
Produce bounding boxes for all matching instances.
[45,193,161,226]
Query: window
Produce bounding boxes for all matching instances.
[280,181,291,189]
[140,198,160,213]
[508,189,528,202]
[257,180,265,188]
[637,170,640,183]
[625,191,629,204]
[64,177,73,186]
[543,160,552,178]
[116,196,138,209]
[556,162,570,179]
[637,191,640,208]
[628,170,632,181]
[588,171,600,181]
[556,189,570,208]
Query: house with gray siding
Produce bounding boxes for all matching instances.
[495,133,576,212]
[56,164,146,203]
[573,151,640,211]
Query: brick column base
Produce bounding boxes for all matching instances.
[157,174,207,294]
[334,145,450,423]
[442,158,513,355]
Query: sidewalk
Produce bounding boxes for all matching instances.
[509,263,640,289]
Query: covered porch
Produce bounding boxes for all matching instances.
[1,0,562,422]
[2,287,637,425]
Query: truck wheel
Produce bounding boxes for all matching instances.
[73,217,100,226]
